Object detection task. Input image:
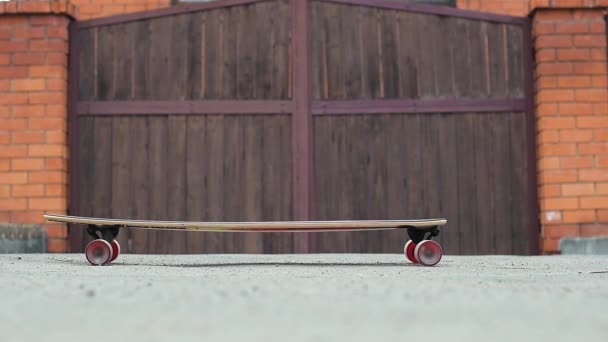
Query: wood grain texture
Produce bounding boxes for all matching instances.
[309,1,525,100]
[312,113,531,254]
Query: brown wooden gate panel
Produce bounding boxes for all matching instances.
[68,0,538,255]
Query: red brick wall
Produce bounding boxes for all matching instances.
[457,0,530,16]
[532,7,607,253]
[70,0,171,19]
[0,1,74,252]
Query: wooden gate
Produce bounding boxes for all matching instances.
[68,0,538,255]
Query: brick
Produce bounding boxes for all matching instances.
[0,118,28,130]
[563,210,596,223]
[29,92,65,105]
[537,89,575,102]
[0,132,9,144]
[539,157,560,170]
[590,21,606,33]
[574,35,605,48]
[46,52,67,66]
[593,102,607,115]
[580,224,608,237]
[0,27,10,40]
[537,103,559,116]
[536,62,573,75]
[27,144,66,157]
[578,143,607,155]
[574,62,607,75]
[538,117,575,130]
[0,41,28,52]
[579,169,608,182]
[598,129,608,140]
[534,22,555,35]
[562,183,595,196]
[559,129,593,142]
[543,197,579,210]
[10,211,45,224]
[0,159,9,171]
[11,78,46,91]
[28,65,66,78]
[592,76,607,87]
[599,157,608,168]
[536,35,572,48]
[47,224,67,238]
[0,198,27,210]
[536,49,556,62]
[539,130,559,143]
[580,197,608,209]
[0,53,11,65]
[577,116,608,128]
[557,48,590,61]
[29,16,67,27]
[539,143,577,156]
[0,93,28,105]
[46,105,66,117]
[0,66,28,78]
[46,79,66,91]
[590,48,606,61]
[544,225,580,238]
[561,156,594,169]
[0,145,27,158]
[28,118,65,130]
[46,158,66,171]
[0,185,9,198]
[47,27,68,39]
[540,184,561,198]
[558,102,592,115]
[540,170,578,183]
[557,76,591,88]
[11,53,47,65]
[0,172,28,184]
[28,171,66,184]
[537,75,558,88]
[47,238,67,253]
[598,209,608,221]
[555,21,588,34]
[13,26,46,40]
[10,158,45,171]
[29,39,68,52]
[12,105,46,117]
[11,131,46,144]
[29,197,66,210]
[542,238,559,253]
[45,131,66,144]
[11,184,45,197]
[46,184,66,196]
[574,90,606,103]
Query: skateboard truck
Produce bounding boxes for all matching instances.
[406,225,440,244]
[86,224,119,242]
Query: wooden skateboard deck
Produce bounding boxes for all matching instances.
[43,214,446,233]
[43,214,448,267]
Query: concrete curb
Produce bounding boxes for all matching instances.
[559,236,608,255]
[0,223,47,253]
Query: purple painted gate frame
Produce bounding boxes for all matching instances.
[67,0,539,254]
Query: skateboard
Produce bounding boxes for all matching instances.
[43,214,448,267]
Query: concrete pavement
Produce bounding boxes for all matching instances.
[0,253,607,342]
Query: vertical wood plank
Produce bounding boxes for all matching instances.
[146,116,168,253]
[110,117,132,252]
[165,116,188,253]
[291,0,312,252]
[185,115,208,253]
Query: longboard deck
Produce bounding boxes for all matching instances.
[43,214,447,233]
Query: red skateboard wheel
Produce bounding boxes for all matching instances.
[85,239,113,266]
[109,240,121,262]
[414,240,442,266]
[404,240,418,263]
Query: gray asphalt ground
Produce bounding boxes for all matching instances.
[1,253,607,342]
